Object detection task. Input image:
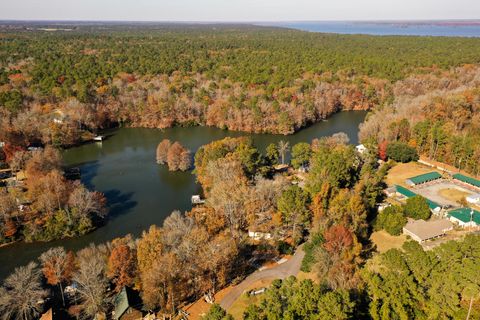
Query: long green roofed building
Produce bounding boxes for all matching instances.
[453,173,480,188]
[395,185,441,211]
[406,172,442,186]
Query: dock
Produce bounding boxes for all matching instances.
[191,195,205,205]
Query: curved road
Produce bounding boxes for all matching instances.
[220,245,305,310]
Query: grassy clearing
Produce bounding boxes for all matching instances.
[438,188,471,204]
[386,162,441,187]
[228,278,275,319]
[370,230,407,253]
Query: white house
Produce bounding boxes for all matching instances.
[466,193,480,205]
[248,231,272,240]
[448,208,480,228]
[355,144,367,154]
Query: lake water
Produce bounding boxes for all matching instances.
[265,21,480,37]
[0,111,366,280]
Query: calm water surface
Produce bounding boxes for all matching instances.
[0,111,366,279]
[266,21,480,37]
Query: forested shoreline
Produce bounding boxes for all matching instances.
[1,23,480,319]
[2,24,480,148]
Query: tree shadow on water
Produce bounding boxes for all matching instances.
[103,189,138,219]
[65,160,100,190]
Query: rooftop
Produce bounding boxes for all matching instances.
[448,208,480,225]
[453,173,480,188]
[403,219,453,241]
[406,172,442,185]
[395,185,440,210]
[113,287,143,320]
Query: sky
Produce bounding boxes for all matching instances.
[0,0,479,22]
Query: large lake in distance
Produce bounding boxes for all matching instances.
[264,21,480,37]
[0,111,366,280]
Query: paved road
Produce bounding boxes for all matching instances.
[219,245,305,310]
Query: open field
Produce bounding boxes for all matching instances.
[370,230,407,253]
[385,162,442,187]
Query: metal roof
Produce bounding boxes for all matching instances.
[406,172,442,185]
[453,173,480,188]
[395,185,440,210]
[403,219,453,241]
[448,208,480,225]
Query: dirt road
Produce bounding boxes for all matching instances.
[219,245,305,310]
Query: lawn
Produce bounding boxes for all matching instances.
[228,278,275,319]
[386,162,442,187]
[370,230,407,253]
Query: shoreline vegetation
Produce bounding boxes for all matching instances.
[0,147,107,246]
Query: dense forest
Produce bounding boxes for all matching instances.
[360,64,480,176]
[2,24,480,147]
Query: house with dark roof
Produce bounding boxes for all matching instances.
[113,287,143,320]
[39,307,69,320]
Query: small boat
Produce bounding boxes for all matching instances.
[93,135,105,142]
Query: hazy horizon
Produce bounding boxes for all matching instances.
[1,0,479,22]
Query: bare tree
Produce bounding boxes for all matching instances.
[9,150,30,180]
[206,159,249,238]
[73,244,109,320]
[39,247,75,307]
[0,262,48,320]
[156,139,171,164]
[68,182,107,219]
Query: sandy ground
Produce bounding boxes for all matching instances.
[413,180,473,207]
[183,286,234,320]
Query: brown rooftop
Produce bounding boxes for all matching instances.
[403,218,453,242]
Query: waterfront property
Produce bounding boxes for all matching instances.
[402,218,453,243]
[406,172,442,186]
[448,208,480,228]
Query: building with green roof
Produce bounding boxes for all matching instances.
[113,287,143,320]
[406,172,442,186]
[448,208,480,227]
[394,185,441,212]
[453,173,480,189]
